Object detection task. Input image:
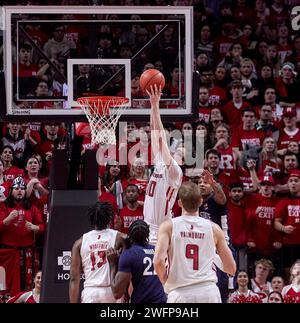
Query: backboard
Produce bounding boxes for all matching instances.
[1,6,195,122]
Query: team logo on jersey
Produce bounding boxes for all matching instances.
[57,251,72,271]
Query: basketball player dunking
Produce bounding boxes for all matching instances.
[154,182,236,303]
[143,85,183,245]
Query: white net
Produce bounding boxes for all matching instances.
[77,96,129,145]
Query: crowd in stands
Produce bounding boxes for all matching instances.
[1,0,300,303]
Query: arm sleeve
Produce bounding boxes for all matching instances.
[274,199,286,221]
[32,206,45,233]
[118,251,132,273]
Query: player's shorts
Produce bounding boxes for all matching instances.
[148,228,158,246]
[147,222,160,245]
[167,283,221,303]
[81,286,123,303]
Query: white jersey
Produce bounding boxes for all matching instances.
[143,153,182,231]
[165,215,217,294]
[80,229,118,288]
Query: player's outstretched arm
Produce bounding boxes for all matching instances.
[69,238,83,303]
[154,220,172,284]
[147,85,173,167]
[212,223,236,276]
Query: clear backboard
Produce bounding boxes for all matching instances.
[1,6,196,122]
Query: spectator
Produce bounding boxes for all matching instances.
[209,107,224,139]
[246,175,281,265]
[271,275,285,293]
[222,80,251,131]
[256,66,276,102]
[13,43,38,97]
[281,259,300,302]
[195,52,210,73]
[227,182,247,270]
[0,158,11,202]
[267,290,284,303]
[231,108,265,154]
[277,108,300,150]
[119,184,143,234]
[229,65,242,82]
[36,122,69,176]
[0,177,44,290]
[250,258,274,302]
[1,123,34,168]
[198,86,211,124]
[228,270,261,303]
[274,152,299,195]
[255,105,280,142]
[126,158,149,204]
[195,24,213,60]
[276,62,300,106]
[258,137,281,175]
[274,170,300,276]
[102,159,123,210]
[262,87,283,125]
[1,146,24,182]
[43,25,76,60]
[6,270,42,303]
[213,123,237,173]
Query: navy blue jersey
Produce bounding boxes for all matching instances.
[118,244,167,303]
[199,194,231,243]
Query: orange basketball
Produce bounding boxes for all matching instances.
[139,69,165,92]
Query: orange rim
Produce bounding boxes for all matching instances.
[77,96,129,115]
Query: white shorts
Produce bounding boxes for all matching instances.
[81,286,123,303]
[167,283,221,303]
[149,228,158,246]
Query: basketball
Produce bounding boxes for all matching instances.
[139,69,165,92]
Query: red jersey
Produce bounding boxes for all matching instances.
[119,205,144,234]
[0,204,44,247]
[81,135,98,153]
[0,180,12,200]
[232,127,265,151]
[209,86,227,104]
[3,166,24,182]
[277,128,300,150]
[275,196,300,245]
[258,160,281,176]
[282,284,300,302]
[98,190,118,215]
[227,199,247,247]
[13,63,38,78]
[217,146,236,172]
[24,176,49,223]
[198,106,211,124]
[6,290,38,303]
[222,100,251,131]
[246,194,280,253]
[235,167,253,191]
[124,178,148,202]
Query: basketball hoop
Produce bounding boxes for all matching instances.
[77,96,129,145]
